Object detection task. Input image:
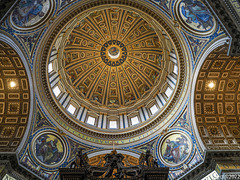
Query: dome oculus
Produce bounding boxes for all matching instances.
[101,40,127,66]
[108,47,120,59]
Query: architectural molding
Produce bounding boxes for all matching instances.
[0,31,35,154]
[181,150,240,180]
[205,0,240,56]
[0,153,39,180]
[190,36,229,152]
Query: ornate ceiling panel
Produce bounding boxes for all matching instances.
[0,0,233,178]
[0,41,30,152]
[38,1,188,139]
[195,45,240,150]
[63,8,164,108]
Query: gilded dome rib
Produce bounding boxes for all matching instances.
[125,61,153,87]
[86,64,107,99]
[119,18,143,42]
[121,65,140,99]
[102,66,113,105]
[71,30,103,46]
[85,17,108,42]
[102,9,113,40]
[72,61,102,87]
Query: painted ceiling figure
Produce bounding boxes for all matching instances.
[12,0,46,26]
[181,0,214,29]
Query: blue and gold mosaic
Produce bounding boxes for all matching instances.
[0,0,228,179]
[101,40,127,67]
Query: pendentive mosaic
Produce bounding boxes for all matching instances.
[175,0,216,35]
[159,131,192,167]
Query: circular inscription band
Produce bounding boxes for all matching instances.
[101,40,127,67]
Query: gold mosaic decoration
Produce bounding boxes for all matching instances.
[37,0,186,140]
[0,41,30,152]
[63,8,163,107]
[88,153,139,178]
[195,46,240,150]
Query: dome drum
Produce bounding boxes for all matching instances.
[47,7,179,131]
[35,0,189,140]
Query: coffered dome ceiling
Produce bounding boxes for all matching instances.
[36,0,189,142]
[57,7,174,113]
[195,45,240,150]
[46,6,180,131]
[62,8,165,109]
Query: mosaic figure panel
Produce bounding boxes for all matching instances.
[174,108,190,130]
[176,0,216,35]
[21,151,57,179]
[169,151,202,179]
[34,134,64,165]
[34,106,52,131]
[160,133,191,166]
[187,36,206,57]
[19,31,41,57]
[11,0,50,27]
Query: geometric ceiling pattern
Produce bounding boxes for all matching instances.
[44,3,183,135]
[63,8,164,108]
[195,45,240,150]
[0,41,30,152]
[0,0,237,179]
[44,6,180,133]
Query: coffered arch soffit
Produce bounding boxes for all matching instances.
[0,37,33,152]
[193,44,240,150]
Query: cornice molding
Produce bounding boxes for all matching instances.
[0,154,40,180]
[181,150,240,180]
[204,0,240,56]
